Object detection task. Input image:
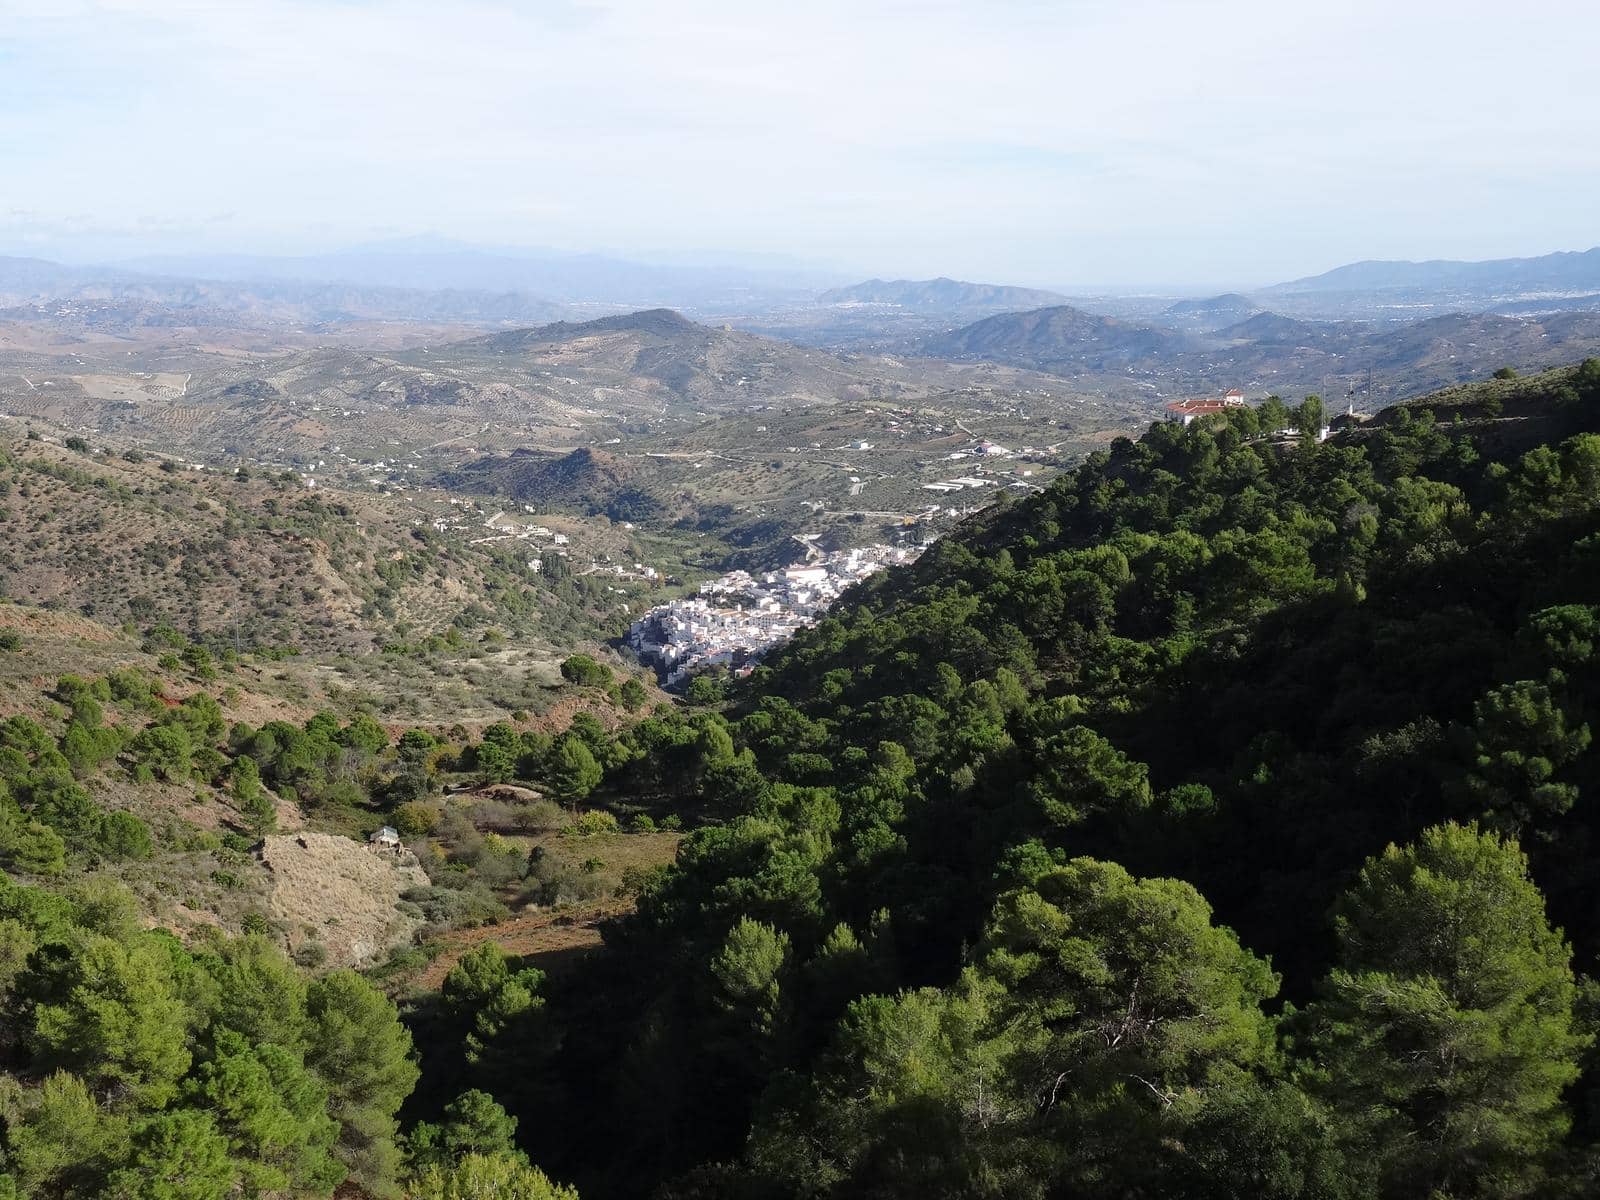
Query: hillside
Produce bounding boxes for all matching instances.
[1165,291,1257,316]
[468,307,704,348]
[923,303,1600,400]
[1161,291,1260,330]
[1213,310,1343,343]
[0,578,677,1198]
[412,359,1600,1200]
[818,276,1071,310]
[0,299,1144,617]
[443,447,676,523]
[430,307,1003,410]
[0,303,1125,472]
[0,431,716,710]
[923,303,1191,370]
[7,357,1600,1200]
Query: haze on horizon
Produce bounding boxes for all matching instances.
[2,0,1596,290]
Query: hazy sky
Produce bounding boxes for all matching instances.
[1,0,1596,287]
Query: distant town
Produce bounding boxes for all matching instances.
[628,544,925,686]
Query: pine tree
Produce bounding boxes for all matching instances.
[1302,823,1589,1198]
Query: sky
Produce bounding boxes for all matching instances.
[0,0,1596,288]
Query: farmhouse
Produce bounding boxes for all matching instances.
[1164,389,1249,425]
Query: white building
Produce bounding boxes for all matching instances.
[629,543,928,687]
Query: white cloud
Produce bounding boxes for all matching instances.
[0,0,1596,284]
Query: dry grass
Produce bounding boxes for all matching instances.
[415,900,626,991]
[404,828,682,991]
[256,832,431,969]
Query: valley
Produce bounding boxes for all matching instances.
[10,3,1600,1194]
[6,244,1600,1200]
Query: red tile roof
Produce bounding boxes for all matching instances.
[1165,398,1235,414]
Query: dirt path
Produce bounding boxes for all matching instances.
[417,898,630,990]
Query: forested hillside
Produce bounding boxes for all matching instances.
[6,360,1600,1199]
[429,361,1600,1199]
[0,630,664,1198]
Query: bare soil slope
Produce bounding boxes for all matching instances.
[257,832,430,968]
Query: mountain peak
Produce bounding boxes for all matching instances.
[583,308,702,336]
[464,307,707,353]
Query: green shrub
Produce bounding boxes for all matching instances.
[97,811,153,860]
[523,852,608,906]
[129,723,193,782]
[0,801,67,874]
[514,798,567,835]
[178,827,222,853]
[107,667,160,711]
[559,654,613,688]
[566,810,620,837]
[618,678,649,711]
[399,884,508,931]
[684,675,725,705]
[393,801,441,838]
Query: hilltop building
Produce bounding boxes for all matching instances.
[1164,389,1249,425]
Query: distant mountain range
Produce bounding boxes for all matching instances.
[121,244,843,312]
[1266,246,1600,296]
[0,241,856,324]
[14,239,1600,338]
[818,277,1071,311]
[918,302,1600,399]
[0,254,569,327]
[12,238,1600,403]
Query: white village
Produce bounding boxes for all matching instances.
[628,544,925,686]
